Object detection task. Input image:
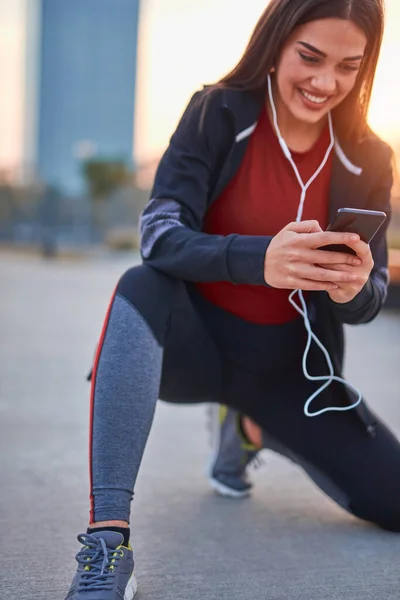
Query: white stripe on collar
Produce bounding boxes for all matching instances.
[235,122,363,176]
[235,122,257,143]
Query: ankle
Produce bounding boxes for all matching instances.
[242,417,263,449]
[89,520,129,529]
[88,522,131,548]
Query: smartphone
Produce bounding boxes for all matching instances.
[321,208,387,255]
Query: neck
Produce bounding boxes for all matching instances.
[267,79,328,153]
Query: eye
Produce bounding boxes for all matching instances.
[299,52,319,64]
[340,64,360,73]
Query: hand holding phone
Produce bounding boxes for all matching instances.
[320,208,387,303]
[264,220,365,292]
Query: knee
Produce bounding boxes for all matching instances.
[374,510,400,534]
[351,499,400,533]
[373,514,400,534]
[117,264,174,301]
[116,265,183,345]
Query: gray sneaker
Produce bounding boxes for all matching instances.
[207,405,260,498]
[64,531,137,600]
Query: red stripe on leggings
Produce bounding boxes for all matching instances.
[89,286,117,524]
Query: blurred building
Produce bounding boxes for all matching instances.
[20,0,140,195]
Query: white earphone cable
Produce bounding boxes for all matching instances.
[267,74,362,417]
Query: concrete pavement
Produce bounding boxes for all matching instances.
[1,253,399,600]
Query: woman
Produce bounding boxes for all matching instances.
[64,1,399,599]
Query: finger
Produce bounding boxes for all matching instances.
[285,220,323,234]
[285,278,339,292]
[321,263,352,272]
[341,238,371,260]
[306,249,362,266]
[299,231,360,249]
[297,265,359,284]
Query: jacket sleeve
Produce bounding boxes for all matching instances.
[140,89,272,284]
[328,143,393,325]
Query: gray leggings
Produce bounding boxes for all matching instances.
[89,264,400,532]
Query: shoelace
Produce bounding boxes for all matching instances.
[76,533,124,591]
[249,452,265,470]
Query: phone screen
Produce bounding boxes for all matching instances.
[322,208,387,255]
[327,210,387,243]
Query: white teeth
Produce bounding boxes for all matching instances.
[300,89,328,104]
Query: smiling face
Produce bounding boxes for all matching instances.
[274,18,367,127]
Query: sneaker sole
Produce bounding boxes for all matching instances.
[209,476,252,499]
[125,572,138,600]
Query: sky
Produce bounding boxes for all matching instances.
[0,0,26,168]
[1,0,400,171]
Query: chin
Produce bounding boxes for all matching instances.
[290,102,331,126]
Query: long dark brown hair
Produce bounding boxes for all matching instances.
[218,0,385,142]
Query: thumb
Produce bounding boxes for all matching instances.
[285,220,323,234]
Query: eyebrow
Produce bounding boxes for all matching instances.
[297,41,364,61]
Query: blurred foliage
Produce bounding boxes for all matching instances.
[105,226,140,251]
[0,181,44,223]
[82,159,131,200]
[0,184,14,223]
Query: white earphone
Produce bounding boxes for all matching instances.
[267,73,362,418]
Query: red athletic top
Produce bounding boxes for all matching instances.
[196,106,333,324]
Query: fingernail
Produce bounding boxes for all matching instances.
[351,235,359,241]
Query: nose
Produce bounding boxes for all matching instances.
[311,71,337,95]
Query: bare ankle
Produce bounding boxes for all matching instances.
[242,417,263,449]
[89,520,129,529]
